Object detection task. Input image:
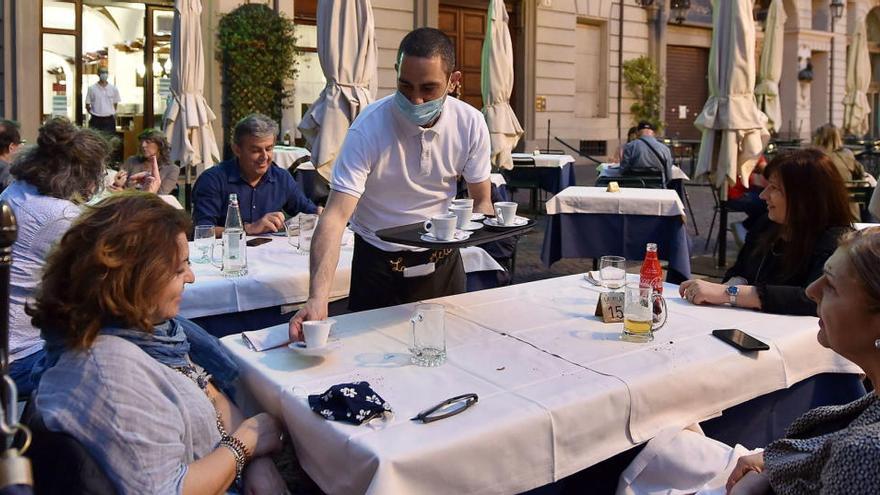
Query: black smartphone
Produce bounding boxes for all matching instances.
[246,237,272,247]
[712,329,770,352]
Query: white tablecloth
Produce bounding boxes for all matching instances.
[181,239,504,319]
[273,146,313,170]
[599,162,690,181]
[221,274,857,495]
[546,186,686,217]
[511,152,576,168]
[855,223,879,230]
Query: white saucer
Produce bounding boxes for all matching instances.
[471,213,486,221]
[460,221,484,231]
[288,340,341,357]
[484,216,529,228]
[420,230,472,243]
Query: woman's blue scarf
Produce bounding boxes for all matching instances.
[36,317,239,395]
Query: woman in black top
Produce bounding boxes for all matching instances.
[680,148,853,316]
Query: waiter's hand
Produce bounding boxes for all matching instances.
[245,212,285,235]
[289,297,328,342]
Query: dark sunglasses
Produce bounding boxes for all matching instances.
[410,393,478,424]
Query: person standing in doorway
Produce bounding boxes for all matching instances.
[85,67,121,135]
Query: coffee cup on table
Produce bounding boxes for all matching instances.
[448,204,473,229]
[302,319,335,348]
[451,198,474,209]
[423,213,457,241]
[494,201,518,226]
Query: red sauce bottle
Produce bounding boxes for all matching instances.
[639,243,663,295]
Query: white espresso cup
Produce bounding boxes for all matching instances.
[494,201,519,226]
[302,319,335,348]
[423,213,457,241]
[451,198,474,209]
[448,204,473,229]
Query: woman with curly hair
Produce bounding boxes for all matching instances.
[0,117,109,396]
[111,128,179,194]
[29,192,287,494]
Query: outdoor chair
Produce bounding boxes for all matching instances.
[21,400,116,494]
[847,183,875,222]
[500,156,544,212]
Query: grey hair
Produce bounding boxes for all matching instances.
[233,113,279,145]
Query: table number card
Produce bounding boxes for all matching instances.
[595,292,625,323]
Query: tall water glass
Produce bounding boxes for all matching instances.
[296,214,319,254]
[410,303,447,366]
[193,225,214,264]
[599,255,626,289]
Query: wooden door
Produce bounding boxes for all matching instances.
[438,4,487,110]
[665,45,709,139]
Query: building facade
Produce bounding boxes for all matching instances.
[0,0,876,162]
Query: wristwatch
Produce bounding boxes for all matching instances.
[726,285,739,306]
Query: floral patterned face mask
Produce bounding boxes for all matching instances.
[308,381,393,425]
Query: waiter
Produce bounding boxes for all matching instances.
[290,27,492,339]
[85,67,121,135]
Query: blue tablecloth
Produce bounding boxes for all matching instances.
[504,163,576,195]
[540,213,691,283]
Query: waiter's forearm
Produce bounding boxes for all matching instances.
[308,221,344,302]
[467,179,493,214]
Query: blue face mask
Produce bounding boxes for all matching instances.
[99,73,109,82]
[394,90,447,127]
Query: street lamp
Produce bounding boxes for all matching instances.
[671,0,691,24]
[829,0,845,123]
[830,0,844,20]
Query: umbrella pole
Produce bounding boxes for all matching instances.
[717,199,728,268]
[185,163,192,212]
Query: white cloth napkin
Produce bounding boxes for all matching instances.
[241,325,291,352]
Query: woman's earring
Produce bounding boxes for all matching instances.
[874,338,880,350]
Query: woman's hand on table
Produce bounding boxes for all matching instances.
[726,452,765,493]
[234,412,283,458]
[243,457,288,495]
[679,279,728,305]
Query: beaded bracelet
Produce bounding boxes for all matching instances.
[219,434,251,483]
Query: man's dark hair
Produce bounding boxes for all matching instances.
[397,28,456,74]
[637,121,654,131]
[0,120,21,155]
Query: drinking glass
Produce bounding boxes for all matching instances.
[193,225,214,264]
[622,282,667,343]
[293,214,318,254]
[410,303,447,366]
[599,255,626,289]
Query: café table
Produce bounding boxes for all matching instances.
[181,235,506,336]
[220,274,858,495]
[504,153,577,211]
[541,186,691,283]
[272,145,312,170]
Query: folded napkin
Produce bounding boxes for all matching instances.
[241,325,290,352]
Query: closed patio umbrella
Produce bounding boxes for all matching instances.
[298,0,377,183]
[843,19,871,137]
[164,0,220,205]
[694,0,770,265]
[481,0,523,171]
[754,0,786,133]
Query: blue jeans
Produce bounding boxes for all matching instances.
[9,349,46,398]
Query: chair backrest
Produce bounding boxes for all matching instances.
[21,401,117,495]
[596,175,666,190]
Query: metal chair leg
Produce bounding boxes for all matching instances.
[683,188,699,236]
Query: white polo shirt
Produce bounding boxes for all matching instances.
[86,82,121,117]
[332,94,491,251]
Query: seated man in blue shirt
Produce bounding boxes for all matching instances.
[192,113,318,234]
[619,121,673,185]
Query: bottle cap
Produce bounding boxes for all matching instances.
[646,243,657,252]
